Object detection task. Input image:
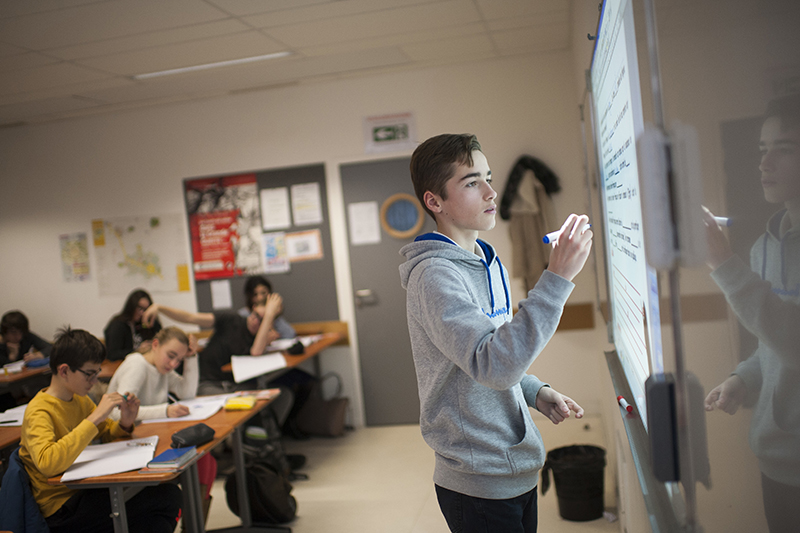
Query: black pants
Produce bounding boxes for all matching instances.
[46,483,182,533]
[436,484,538,533]
[762,472,800,533]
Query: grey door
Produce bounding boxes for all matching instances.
[340,157,435,425]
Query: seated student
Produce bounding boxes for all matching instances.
[19,327,181,533]
[141,294,293,420]
[106,327,199,420]
[106,326,216,523]
[104,289,162,361]
[0,310,53,411]
[238,276,296,340]
[0,310,52,365]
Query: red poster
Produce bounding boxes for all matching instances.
[185,174,261,280]
[190,210,239,280]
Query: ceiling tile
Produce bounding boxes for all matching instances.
[299,21,485,57]
[401,34,495,62]
[49,19,252,61]
[263,0,480,48]
[491,23,571,52]
[0,52,61,73]
[205,0,328,17]
[0,0,229,50]
[0,42,28,57]
[0,77,135,107]
[0,0,111,19]
[487,11,569,32]
[76,46,409,105]
[475,0,567,20]
[75,31,288,76]
[0,62,116,97]
[244,0,446,29]
[0,95,100,125]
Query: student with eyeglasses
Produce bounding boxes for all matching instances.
[104,289,163,361]
[17,327,182,533]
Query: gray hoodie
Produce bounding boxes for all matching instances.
[399,232,574,499]
[711,209,800,485]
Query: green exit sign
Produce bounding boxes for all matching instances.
[372,124,409,143]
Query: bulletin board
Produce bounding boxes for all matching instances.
[183,163,339,322]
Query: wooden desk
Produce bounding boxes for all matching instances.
[220,331,344,380]
[0,364,49,393]
[0,426,20,451]
[48,396,288,533]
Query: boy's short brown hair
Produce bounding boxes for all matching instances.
[410,133,482,220]
[50,327,105,373]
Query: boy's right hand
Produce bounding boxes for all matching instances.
[87,392,128,426]
[264,293,284,319]
[546,214,593,281]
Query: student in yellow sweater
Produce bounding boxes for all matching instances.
[19,327,182,533]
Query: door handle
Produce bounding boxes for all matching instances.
[355,289,378,308]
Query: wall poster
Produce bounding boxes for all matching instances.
[184,173,263,280]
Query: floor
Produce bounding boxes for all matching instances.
[204,424,622,533]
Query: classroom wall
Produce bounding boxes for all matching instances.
[0,49,610,434]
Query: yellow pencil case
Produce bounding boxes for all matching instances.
[224,395,256,410]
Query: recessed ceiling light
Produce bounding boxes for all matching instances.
[132,51,293,80]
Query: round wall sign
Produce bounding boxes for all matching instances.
[380,193,424,239]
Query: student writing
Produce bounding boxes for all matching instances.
[399,133,593,533]
[106,326,216,524]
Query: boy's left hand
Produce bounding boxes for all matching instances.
[119,392,140,429]
[536,387,584,424]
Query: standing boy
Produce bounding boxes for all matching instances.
[399,133,593,533]
[19,327,182,533]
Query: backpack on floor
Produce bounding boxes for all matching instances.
[224,443,297,524]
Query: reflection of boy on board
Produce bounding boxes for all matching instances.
[704,94,800,533]
[19,328,181,533]
[399,134,593,532]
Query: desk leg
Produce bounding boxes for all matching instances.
[109,486,129,533]
[181,462,205,533]
[207,424,291,533]
[231,425,251,528]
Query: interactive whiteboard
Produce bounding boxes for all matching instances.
[590,0,664,426]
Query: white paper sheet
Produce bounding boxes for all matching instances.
[210,279,232,310]
[231,353,287,383]
[348,201,381,245]
[263,334,323,353]
[2,360,25,374]
[291,182,323,226]
[139,396,227,424]
[260,187,292,230]
[61,435,158,482]
[0,403,27,426]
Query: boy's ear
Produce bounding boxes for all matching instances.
[56,363,70,378]
[423,191,442,214]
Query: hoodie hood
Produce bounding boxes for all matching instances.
[760,209,800,296]
[400,232,510,319]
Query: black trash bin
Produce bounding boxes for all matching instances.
[541,445,606,521]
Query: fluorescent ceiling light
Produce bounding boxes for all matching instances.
[132,51,292,80]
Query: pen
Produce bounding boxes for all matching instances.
[543,224,592,244]
[617,395,633,413]
[714,216,732,227]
